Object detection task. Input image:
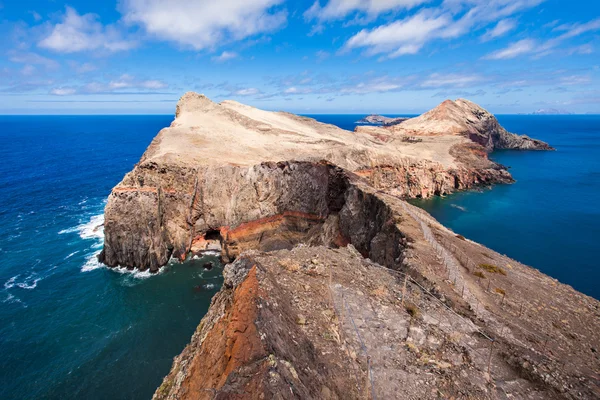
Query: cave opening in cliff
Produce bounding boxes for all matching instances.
[204,229,221,242]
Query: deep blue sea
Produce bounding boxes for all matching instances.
[0,113,598,399]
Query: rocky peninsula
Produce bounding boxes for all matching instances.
[99,94,598,399]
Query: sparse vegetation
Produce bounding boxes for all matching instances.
[405,302,420,318]
[473,271,486,279]
[279,258,300,272]
[478,263,506,275]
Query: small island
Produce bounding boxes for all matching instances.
[356,114,409,126]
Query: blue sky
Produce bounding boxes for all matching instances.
[1,0,599,114]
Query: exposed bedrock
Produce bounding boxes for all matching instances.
[100,161,408,272]
[389,99,554,151]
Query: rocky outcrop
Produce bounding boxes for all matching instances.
[391,99,554,151]
[154,231,600,399]
[356,114,408,126]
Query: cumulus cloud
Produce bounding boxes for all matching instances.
[39,7,136,53]
[121,0,287,50]
[483,38,536,59]
[343,10,450,58]
[304,0,428,21]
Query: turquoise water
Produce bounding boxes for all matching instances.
[0,114,597,399]
[410,115,600,300]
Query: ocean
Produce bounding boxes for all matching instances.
[0,113,598,399]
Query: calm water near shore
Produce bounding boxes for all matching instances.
[0,113,597,399]
[410,115,600,300]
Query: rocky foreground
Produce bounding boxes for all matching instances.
[99,94,599,399]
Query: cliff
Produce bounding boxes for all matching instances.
[95,94,600,399]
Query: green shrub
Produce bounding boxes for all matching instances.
[405,303,420,318]
[473,271,485,279]
[478,263,506,275]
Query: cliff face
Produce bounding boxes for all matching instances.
[391,99,554,151]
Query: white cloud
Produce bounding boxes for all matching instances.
[315,50,330,61]
[483,38,536,59]
[568,44,593,55]
[50,87,77,96]
[121,0,287,50]
[304,0,429,21]
[560,75,591,86]
[69,62,97,74]
[140,80,168,89]
[341,0,543,58]
[212,51,239,62]
[49,75,169,95]
[340,76,405,94]
[481,18,516,41]
[104,75,168,91]
[8,51,59,69]
[21,65,36,76]
[554,18,600,40]
[283,86,313,94]
[234,88,261,96]
[421,73,482,87]
[344,10,450,58]
[39,7,136,53]
[30,11,42,22]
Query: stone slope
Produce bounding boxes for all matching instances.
[154,200,600,399]
[390,99,554,151]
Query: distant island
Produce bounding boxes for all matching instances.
[531,108,572,115]
[356,114,409,126]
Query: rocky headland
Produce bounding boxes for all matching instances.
[99,93,598,399]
